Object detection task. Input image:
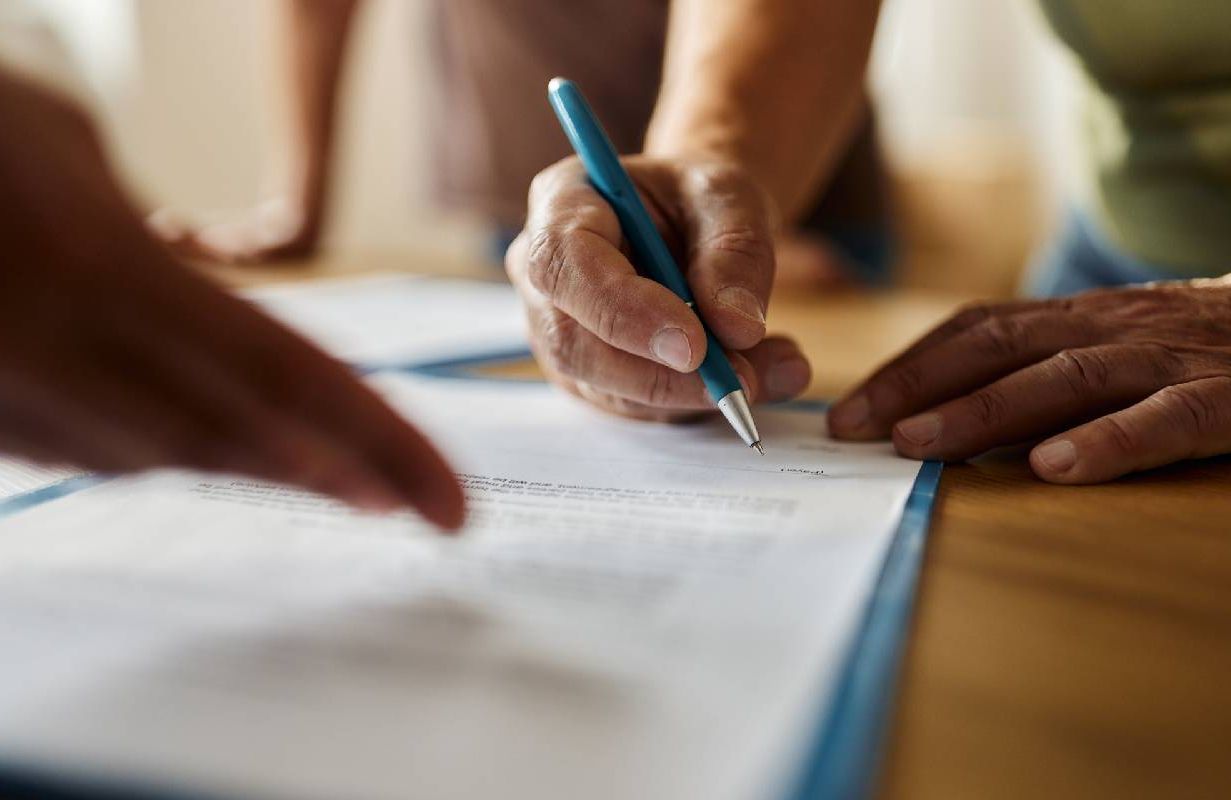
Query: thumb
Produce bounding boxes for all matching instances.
[679,163,776,351]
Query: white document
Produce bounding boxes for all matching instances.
[0,374,922,800]
[244,273,527,367]
[0,457,77,502]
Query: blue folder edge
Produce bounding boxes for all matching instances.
[0,348,943,800]
[786,458,941,800]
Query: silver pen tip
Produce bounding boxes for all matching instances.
[752,442,765,456]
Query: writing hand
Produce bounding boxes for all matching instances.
[506,156,811,420]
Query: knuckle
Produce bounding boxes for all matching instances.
[1097,414,1140,455]
[590,287,624,344]
[950,302,994,330]
[640,367,677,408]
[970,315,1030,361]
[1134,342,1188,383]
[689,162,747,197]
[1151,381,1229,435]
[1049,296,1078,315]
[1112,288,1169,318]
[528,156,579,203]
[640,366,669,406]
[1207,374,1231,398]
[882,361,926,405]
[696,225,772,264]
[574,381,632,418]
[1050,347,1113,396]
[537,311,583,377]
[967,387,1011,428]
[524,226,570,299]
[527,168,554,204]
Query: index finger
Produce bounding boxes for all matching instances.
[515,159,707,372]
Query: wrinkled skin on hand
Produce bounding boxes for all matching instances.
[0,73,462,529]
[828,279,1231,483]
[506,155,813,421]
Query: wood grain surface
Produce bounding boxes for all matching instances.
[773,289,1231,800]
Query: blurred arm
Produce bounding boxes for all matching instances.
[151,0,363,262]
[275,0,362,235]
[645,0,880,222]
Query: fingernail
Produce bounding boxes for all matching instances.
[830,393,871,431]
[715,286,766,325]
[767,357,811,399]
[651,327,693,371]
[1034,439,1077,473]
[896,412,942,446]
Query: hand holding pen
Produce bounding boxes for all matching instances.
[504,80,813,445]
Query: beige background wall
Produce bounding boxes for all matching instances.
[3,0,1082,291]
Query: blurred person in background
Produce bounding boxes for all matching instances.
[0,66,464,529]
[153,0,894,291]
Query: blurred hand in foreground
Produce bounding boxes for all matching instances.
[828,281,1231,483]
[0,70,463,529]
[506,156,812,421]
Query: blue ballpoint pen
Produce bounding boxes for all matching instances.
[547,77,764,454]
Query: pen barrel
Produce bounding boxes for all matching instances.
[616,204,740,401]
[550,78,694,301]
[611,203,695,301]
[549,77,744,407]
[698,333,743,400]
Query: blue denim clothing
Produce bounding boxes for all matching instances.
[825,225,896,287]
[1027,212,1182,298]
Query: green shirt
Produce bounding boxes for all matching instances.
[1037,1,1231,275]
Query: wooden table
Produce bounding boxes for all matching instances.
[214,254,1231,800]
[765,290,1231,800]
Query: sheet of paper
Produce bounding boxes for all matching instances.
[243,273,527,367]
[0,457,77,502]
[0,374,923,800]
